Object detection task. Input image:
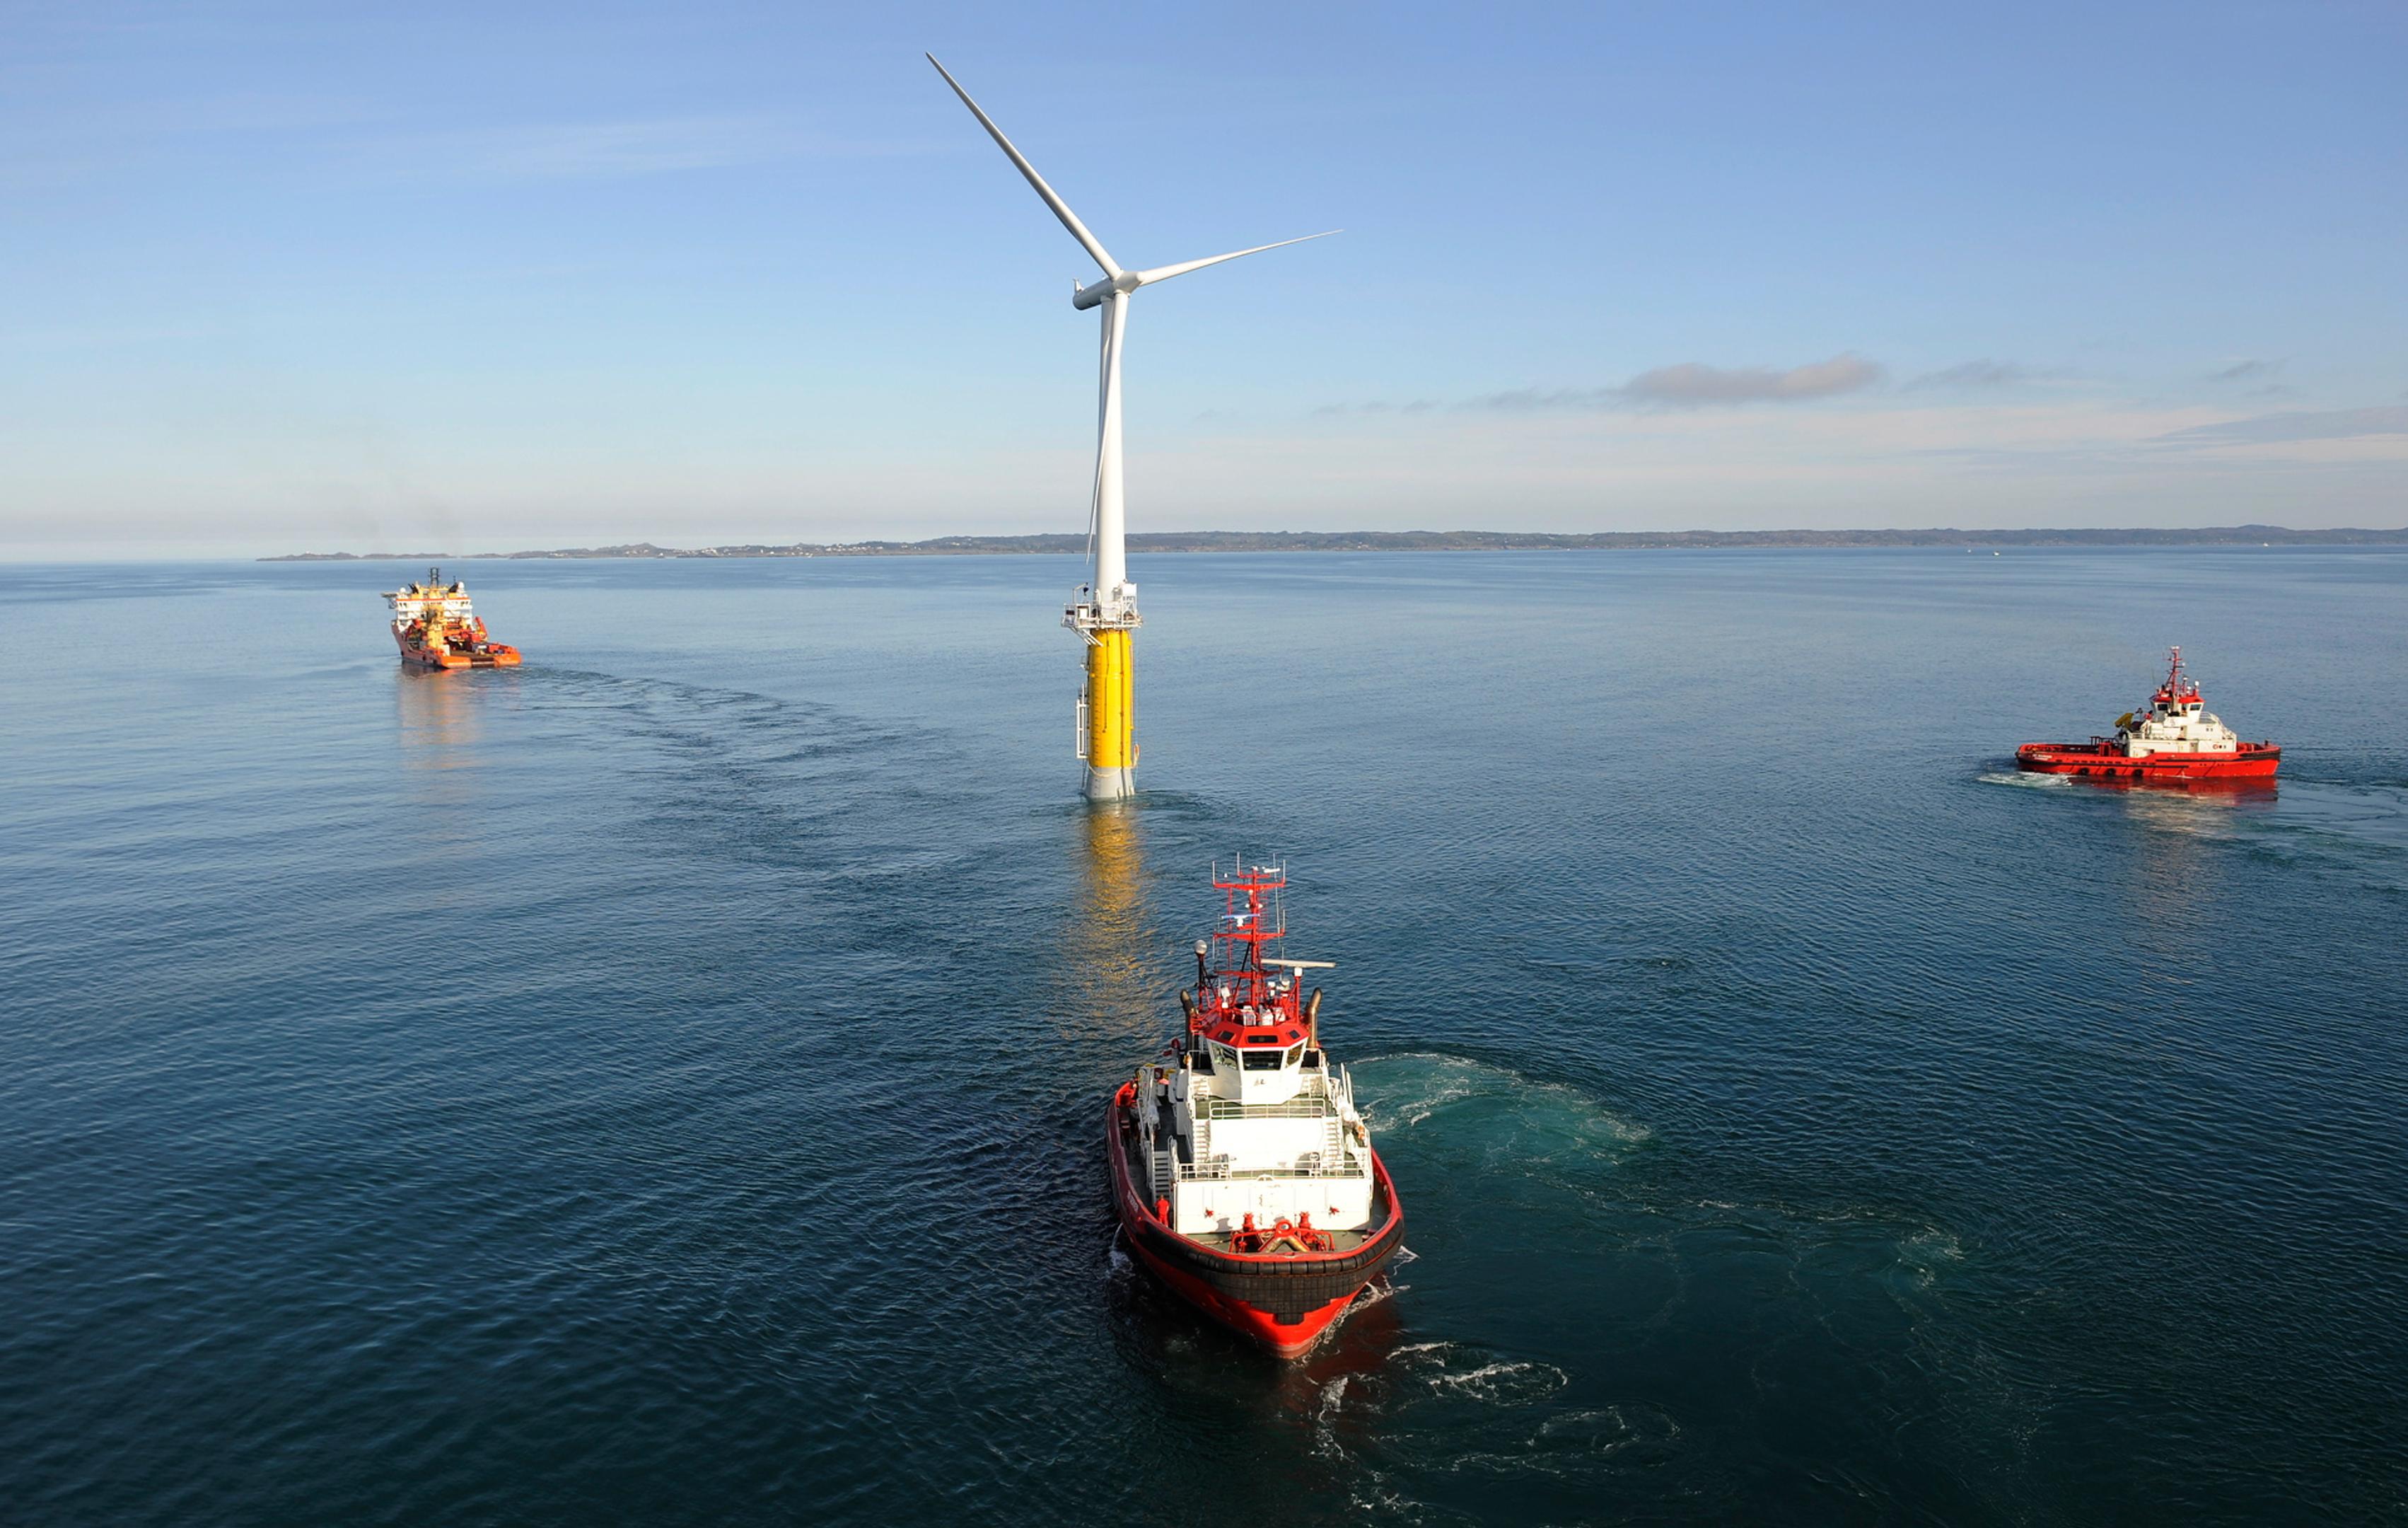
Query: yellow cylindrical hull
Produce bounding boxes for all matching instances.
[1083,629,1136,797]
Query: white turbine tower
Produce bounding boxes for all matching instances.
[929,54,1334,801]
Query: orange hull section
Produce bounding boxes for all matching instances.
[2016,741,2279,780]
[396,639,520,670]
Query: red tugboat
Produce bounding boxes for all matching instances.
[1110,863,1404,1358]
[2018,647,2279,782]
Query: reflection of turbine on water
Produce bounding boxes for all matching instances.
[1061,805,1161,1048]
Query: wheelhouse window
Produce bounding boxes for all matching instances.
[1242,1050,1287,1072]
[1210,1043,1240,1069]
[1284,1043,1304,1065]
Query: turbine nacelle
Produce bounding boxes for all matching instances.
[1072,271,1142,310]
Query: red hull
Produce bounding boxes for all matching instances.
[2016,741,2279,780]
[1107,1099,1402,1359]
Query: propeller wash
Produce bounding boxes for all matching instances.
[929,55,1334,799]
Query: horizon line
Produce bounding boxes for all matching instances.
[246,523,2408,562]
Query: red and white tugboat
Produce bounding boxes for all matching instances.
[1110,863,1404,1358]
[2018,647,2279,782]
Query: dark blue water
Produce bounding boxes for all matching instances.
[4,549,2404,1525]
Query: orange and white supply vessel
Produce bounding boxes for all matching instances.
[383,569,520,671]
[1110,863,1404,1358]
[2018,647,2278,781]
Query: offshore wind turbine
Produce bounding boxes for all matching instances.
[929,54,1334,801]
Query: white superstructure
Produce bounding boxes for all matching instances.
[2114,647,2244,758]
[1134,1031,1378,1242]
[1124,867,1383,1250]
[383,572,477,633]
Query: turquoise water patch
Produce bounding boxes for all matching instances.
[1353,1052,1651,1184]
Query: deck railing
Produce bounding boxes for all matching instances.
[1195,1096,1336,1121]
[1170,1154,1363,1183]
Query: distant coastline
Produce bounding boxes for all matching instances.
[262,524,2408,561]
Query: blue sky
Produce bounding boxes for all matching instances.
[4,0,2404,555]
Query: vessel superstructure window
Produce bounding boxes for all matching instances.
[1210,1043,1240,1069]
[1243,1050,1286,1072]
[1284,1043,1303,1066]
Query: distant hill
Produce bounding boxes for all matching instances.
[268,551,460,561]
[262,524,2408,562]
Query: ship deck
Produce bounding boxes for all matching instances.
[1115,1120,1383,1254]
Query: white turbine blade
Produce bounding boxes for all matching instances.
[1131,231,1340,287]
[926,54,1120,277]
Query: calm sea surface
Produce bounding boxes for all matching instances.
[3,549,2404,1525]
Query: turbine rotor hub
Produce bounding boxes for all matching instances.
[1071,270,1144,310]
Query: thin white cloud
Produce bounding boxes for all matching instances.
[1,93,933,188]
[2157,406,2408,446]
[1623,354,1884,405]
[370,116,933,181]
[1313,398,1439,417]
[2209,358,2282,383]
[1463,353,1884,412]
[1907,359,2037,390]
